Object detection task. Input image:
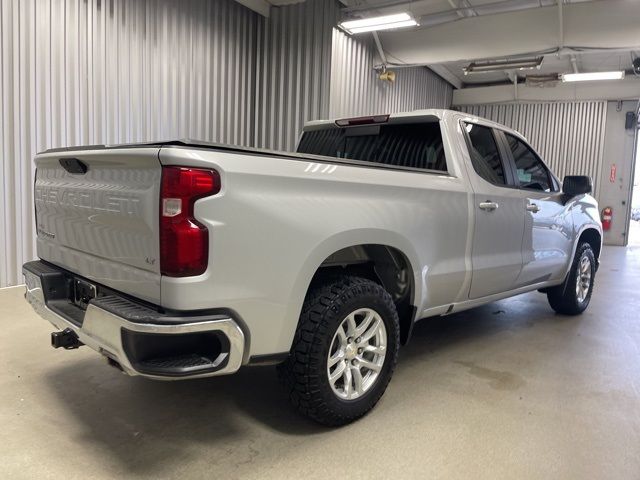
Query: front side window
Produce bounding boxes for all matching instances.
[297,122,447,172]
[505,134,552,192]
[464,123,506,185]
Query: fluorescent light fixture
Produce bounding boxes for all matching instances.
[339,13,418,35]
[561,71,625,82]
[463,57,543,75]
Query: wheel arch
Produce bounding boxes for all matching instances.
[577,227,602,261]
[558,224,602,283]
[286,230,422,348]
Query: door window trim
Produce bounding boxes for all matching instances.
[460,120,519,189]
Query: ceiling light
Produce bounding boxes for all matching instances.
[463,57,543,75]
[339,13,418,35]
[561,71,625,82]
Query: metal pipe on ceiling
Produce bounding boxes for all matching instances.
[376,0,638,67]
[570,55,580,73]
[447,0,477,18]
[372,32,388,65]
[343,0,557,17]
[341,0,599,32]
[558,0,564,51]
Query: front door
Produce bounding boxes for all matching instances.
[462,122,526,299]
[501,132,572,285]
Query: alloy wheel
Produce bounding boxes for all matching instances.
[326,308,387,400]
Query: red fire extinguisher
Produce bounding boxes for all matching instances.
[601,207,613,231]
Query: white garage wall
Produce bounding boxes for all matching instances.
[0,0,455,287]
[598,101,639,246]
[329,29,453,118]
[456,102,608,197]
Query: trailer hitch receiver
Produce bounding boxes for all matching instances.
[51,328,83,349]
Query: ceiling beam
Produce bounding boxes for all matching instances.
[428,64,463,89]
[378,0,640,66]
[370,26,463,89]
[447,0,477,18]
[234,0,271,17]
[570,55,579,74]
[452,77,640,105]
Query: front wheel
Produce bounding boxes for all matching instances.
[278,276,400,426]
[547,242,596,315]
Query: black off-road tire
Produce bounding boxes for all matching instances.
[547,242,596,315]
[277,276,400,426]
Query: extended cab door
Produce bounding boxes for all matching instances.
[462,122,525,299]
[498,132,572,285]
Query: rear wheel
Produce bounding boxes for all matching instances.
[278,276,400,426]
[547,242,596,315]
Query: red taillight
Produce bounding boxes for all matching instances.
[160,166,221,277]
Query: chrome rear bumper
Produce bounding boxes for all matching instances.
[23,261,245,380]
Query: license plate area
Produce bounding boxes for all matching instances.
[71,278,97,311]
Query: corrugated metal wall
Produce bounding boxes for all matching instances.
[457,102,608,197]
[0,0,260,287]
[329,29,453,118]
[0,0,455,287]
[254,0,339,151]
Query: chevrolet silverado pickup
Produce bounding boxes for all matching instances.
[23,109,601,426]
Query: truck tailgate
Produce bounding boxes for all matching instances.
[34,147,162,304]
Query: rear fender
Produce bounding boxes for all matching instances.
[278,229,422,352]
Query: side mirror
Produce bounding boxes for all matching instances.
[563,175,592,197]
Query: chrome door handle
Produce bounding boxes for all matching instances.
[479,201,499,211]
[526,203,540,213]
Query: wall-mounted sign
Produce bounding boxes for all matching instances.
[610,164,617,183]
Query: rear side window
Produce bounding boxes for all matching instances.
[505,134,553,192]
[297,122,447,172]
[464,123,506,185]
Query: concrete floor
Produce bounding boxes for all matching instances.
[1,246,639,479]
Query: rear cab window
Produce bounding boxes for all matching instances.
[297,121,448,173]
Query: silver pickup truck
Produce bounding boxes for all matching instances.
[23,109,601,425]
